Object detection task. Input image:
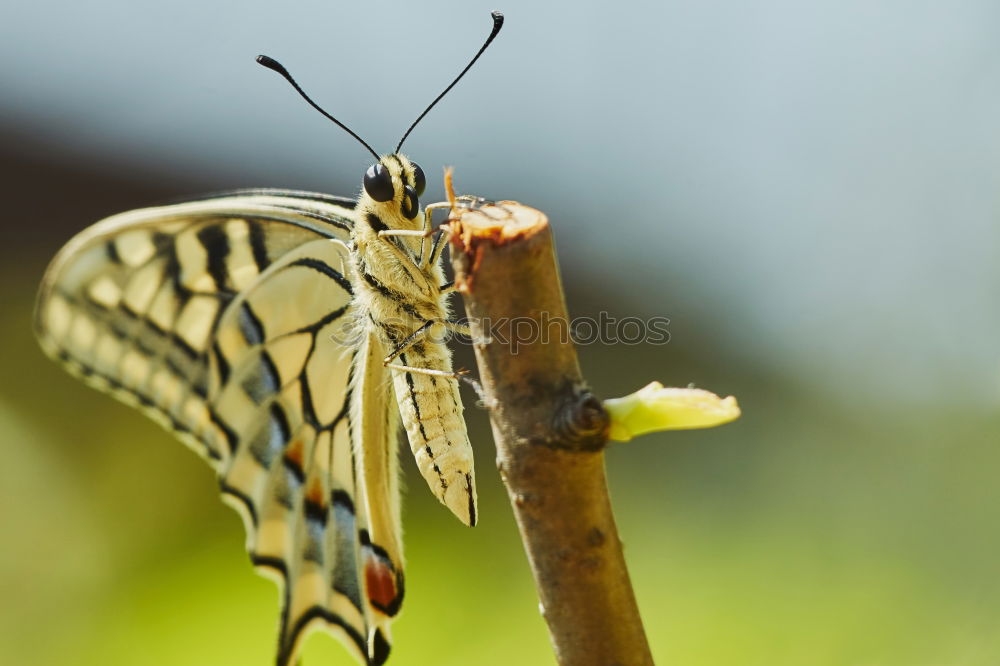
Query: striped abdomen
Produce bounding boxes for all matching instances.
[392,333,477,527]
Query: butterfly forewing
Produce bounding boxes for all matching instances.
[35,193,397,665]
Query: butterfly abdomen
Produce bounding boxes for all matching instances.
[391,341,477,527]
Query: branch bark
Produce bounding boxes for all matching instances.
[449,199,655,666]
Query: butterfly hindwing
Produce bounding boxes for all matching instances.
[35,193,398,665]
[213,236,380,664]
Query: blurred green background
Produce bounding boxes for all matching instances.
[3,1,999,664]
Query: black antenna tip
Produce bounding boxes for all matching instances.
[255,52,380,160]
[256,55,287,76]
[394,10,507,153]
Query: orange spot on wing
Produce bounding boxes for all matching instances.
[305,476,325,508]
[364,557,399,614]
[284,438,305,468]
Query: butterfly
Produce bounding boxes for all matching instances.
[33,11,504,666]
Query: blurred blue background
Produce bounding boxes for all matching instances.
[2,1,998,664]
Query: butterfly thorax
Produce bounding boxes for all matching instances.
[349,154,449,340]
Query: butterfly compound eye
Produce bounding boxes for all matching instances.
[364,163,394,202]
[411,163,426,197]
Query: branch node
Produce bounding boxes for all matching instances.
[551,388,610,452]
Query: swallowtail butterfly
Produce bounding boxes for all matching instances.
[34,11,504,665]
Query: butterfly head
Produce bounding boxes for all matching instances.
[257,12,503,223]
[361,155,426,222]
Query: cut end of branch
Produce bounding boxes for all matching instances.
[448,201,547,292]
[441,167,548,292]
[451,201,547,249]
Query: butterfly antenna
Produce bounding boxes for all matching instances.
[257,55,381,161]
[395,11,505,153]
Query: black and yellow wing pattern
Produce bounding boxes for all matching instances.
[35,190,398,665]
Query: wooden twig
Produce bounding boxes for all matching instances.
[449,198,655,666]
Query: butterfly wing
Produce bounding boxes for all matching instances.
[35,192,396,665]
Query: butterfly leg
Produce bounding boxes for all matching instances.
[419,202,459,269]
[383,321,435,363]
[377,203,447,264]
[380,203,439,255]
[424,228,449,269]
[416,204,439,265]
[422,201,455,227]
[385,362,468,380]
[374,230,433,293]
[378,229,432,239]
[382,319,474,365]
[386,360,487,404]
[382,320,488,402]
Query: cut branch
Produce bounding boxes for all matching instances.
[449,199,655,666]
